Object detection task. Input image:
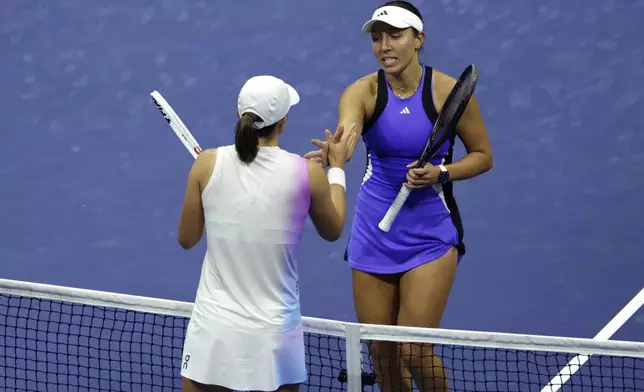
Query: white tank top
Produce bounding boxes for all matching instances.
[191,145,311,332]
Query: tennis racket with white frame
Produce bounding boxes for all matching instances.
[150,90,202,159]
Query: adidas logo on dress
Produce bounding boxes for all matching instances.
[400,107,411,114]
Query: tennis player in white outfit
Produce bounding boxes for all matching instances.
[176,75,356,392]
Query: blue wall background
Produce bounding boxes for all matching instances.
[1,0,643,344]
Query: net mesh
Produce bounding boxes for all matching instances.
[360,340,644,391]
[0,287,348,392]
[1,279,643,392]
[1,294,187,391]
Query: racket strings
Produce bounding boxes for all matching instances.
[426,69,479,157]
[436,73,478,131]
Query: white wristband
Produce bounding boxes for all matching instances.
[327,167,346,191]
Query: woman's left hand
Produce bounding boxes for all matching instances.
[405,160,441,189]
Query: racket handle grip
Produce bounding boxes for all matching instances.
[378,185,411,232]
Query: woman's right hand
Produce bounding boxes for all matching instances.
[324,123,356,169]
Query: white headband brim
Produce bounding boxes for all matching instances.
[361,6,424,33]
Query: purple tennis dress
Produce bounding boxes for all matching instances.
[345,65,465,274]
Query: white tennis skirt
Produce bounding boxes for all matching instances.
[180,316,307,391]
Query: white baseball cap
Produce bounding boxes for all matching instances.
[361,5,424,33]
[237,75,300,128]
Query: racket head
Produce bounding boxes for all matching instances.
[417,64,479,166]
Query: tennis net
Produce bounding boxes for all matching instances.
[1,278,643,391]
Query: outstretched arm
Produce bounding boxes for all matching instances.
[307,160,347,241]
[337,81,368,162]
[307,126,356,241]
[304,77,372,165]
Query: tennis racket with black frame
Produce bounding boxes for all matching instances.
[377,64,479,232]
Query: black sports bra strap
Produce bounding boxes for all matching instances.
[421,65,439,123]
[362,70,388,134]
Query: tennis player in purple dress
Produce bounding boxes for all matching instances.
[305,2,494,391]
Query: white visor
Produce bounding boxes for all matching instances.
[237,75,300,128]
[361,6,424,33]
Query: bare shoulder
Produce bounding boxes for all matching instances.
[431,69,458,112]
[432,67,482,114]
[339,72,379,122]
[195,148,217,167]
[191,148,217,188]
[343,72,378,99]
[433,68,458,85]
[199,147,218,158]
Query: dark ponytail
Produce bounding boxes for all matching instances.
[234,112,278,164]
[235,113,259,163]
